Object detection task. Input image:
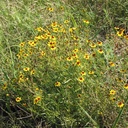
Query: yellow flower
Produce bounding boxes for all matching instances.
[110,90,116,95]
[50,46,56,50]
[89,43,96,48]
[124,84,128,89]
[80,71,86,76]
[35,88,39,91]
[30,70,35,75]
[109,62,115,67]
[17,54,21,59]
[48,41,56,47]
[36,27,43,32]
[6,94,10,96]
[34,35,42,40]
[23,67,30,71]
[73,49,78,53]
[69,27,76,33]
[55,82,61,87]
[83,20,89,24]
[116,78,123,82]
[64,20,70,24]
[16,97,22,102]
[72,54,78,59]
[51,22,58,27]
[2,83,7,90]
[24,54,29,57]
[89,71,94,75]
[19,73,24,78]
[34,96,41,104]
[97,49,104,54]
[110,97,116,102]
[48,7,54,12]
[40,34,48,40]
[92,53,96,57]
[97,41,103,46]
[78,77,84,82]
[67,57,73,61]
[117,101,124,108]
[19,42,25,47]
[49,35,56,40]
[28,41,37,47]
[76,60,81,66]
[73,36,79,40]
[124,35,128,39]
[18,77,24,83]
[60,6,64,10]
[117,29,124,37]
[84,54,90,59]
[120,69,126,73]
[52,27,58,32]
[86,40,91,43]
[40,51,46,56]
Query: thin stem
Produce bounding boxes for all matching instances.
[78,103,99,127]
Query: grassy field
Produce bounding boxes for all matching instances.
[0,0,128,128]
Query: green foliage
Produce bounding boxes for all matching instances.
[0,0,128,127]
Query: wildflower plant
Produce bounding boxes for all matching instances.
[0,0,128,128]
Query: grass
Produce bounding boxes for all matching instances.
[0,0,128,128]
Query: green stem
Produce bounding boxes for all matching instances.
[78,103,99,127]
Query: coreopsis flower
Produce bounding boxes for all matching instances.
[2,83,7,90]
[52,27,58,32]
[67,57,73,61]
[48,41,56,47]
[83,19,89,24]
[117,101,124,108]
[28,41,37,47]
[51,22,58,27]
[97,49,104,54]
[78,77,84,82]
[23,67,30,71]
[50,46,57,50]
[55,82,61,87]
[36,27,43,32]
[117,29,124,37]
[30,70,35,75]
[80,71,86,76]
[48,7,54,12]
[110,90,116,95]
[19,42,25,47]
[49,35,56,40]
[124,84,128,89]
[76,60,81,66]
[89,71,94,75]
[89,43,96,48]
[34,96,41,104]
[60,6,64,10]
[72,54,78,59]
[110,97,116,102]
[97,41,103,46]
[73,49,78,53]
[84,54,90,59]
[40,51,46,56]
[64,20,70,24]
[109,62,115,67]
[16,97,22,102]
